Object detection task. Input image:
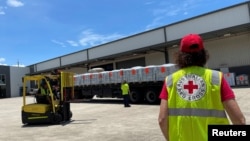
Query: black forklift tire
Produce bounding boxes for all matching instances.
[69,111,73,119]
[53,113,62,124]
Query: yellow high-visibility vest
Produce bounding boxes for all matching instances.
[121,83,129,95]
[40,87,49,95]
[166,66,229,141]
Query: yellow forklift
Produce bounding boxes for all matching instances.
[21,71,74,125]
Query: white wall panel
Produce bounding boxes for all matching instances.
[10,67,29,97]
[206,34,250,69]
[36,58,60,71]
[166,4,250,41]
[145,52,165,66]
[167,47,178,64]
[61,51,88,66]
[88,29,165,59]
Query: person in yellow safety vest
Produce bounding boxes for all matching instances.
[158,33,246,141]
[36,82,50,104]
[121,80,131,107]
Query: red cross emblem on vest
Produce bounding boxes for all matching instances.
[176,74,206,101]
[184,80,198,94]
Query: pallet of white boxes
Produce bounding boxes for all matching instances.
[74,64,177,86]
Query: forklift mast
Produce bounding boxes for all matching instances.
[60,71,74,102]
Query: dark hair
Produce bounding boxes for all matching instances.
[174,49,209,68]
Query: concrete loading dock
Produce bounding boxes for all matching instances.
[0,88,249,141]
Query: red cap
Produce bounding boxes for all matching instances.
[180,34,204,53]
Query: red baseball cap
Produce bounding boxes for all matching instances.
[180,33,204,53]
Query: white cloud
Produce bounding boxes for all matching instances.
[67,40,79,47]
[12,64,25,67]
[79,29,124,47]
[0,11,5,15]
[0,58,6,62]
[51,40,66,48]
[145,16,164,30]
[0,58,7,66]
[0,63,7,66]
[6,0,24,7]
[145,1,155,5]
[52,30,124,49]
[146,0,202,30]
[0,6,7,15]
[0,58,25,67]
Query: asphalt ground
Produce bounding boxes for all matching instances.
[0,87,249,141]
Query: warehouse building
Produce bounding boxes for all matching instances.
[1,1,250,98]
[0,65,29,98]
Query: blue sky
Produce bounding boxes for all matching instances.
[0,0,248,67]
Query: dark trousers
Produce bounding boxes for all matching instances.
[123,94,130,107]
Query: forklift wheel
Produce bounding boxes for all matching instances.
[53,113,62,124]
[69,111,73,119]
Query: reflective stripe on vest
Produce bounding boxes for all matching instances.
[212,70,220,85]
[166,74,173,87]
[168,108,227,118]
[167,70,220,87]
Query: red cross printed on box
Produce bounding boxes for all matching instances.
[239,76,244,81]
[144,68,149,74]
[109,72,113,77]
[99,73,102,78]
[184,80,198,94]
[119,70,123,76]
[160,67,166,73]
[131,69,136,75]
